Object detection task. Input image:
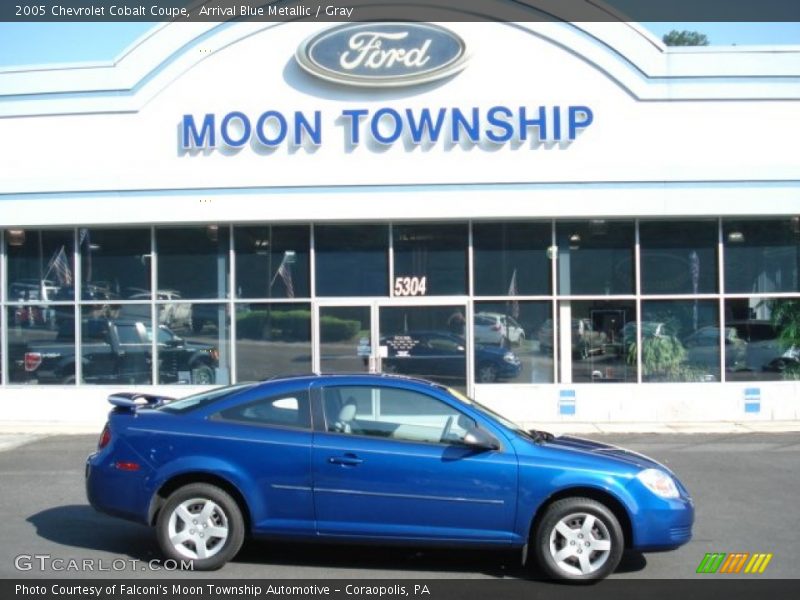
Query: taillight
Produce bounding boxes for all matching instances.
[210,348,219,362]
[115,461,140,471]
[491,324,502,331]
[98,424,111,450]
[24,352,42,372]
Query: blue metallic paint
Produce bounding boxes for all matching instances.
[86,374,693,559]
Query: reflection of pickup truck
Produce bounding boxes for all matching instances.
[18,319,218,384]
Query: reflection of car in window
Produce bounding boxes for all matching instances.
[17,318,218,384]
[120,290,193,332]
[381,330,521,383]
[727,320,789,373]
[474,312,526,347]
[538,319,607,359]
[684,326,746,371]
[9,279,62,327]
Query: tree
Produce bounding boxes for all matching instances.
[662,30,709,47]
[771,299,800,379]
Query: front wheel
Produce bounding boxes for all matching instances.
[477,362,499,383]
[156,483,244,570]
[191,364,215,385]
[532,497,624,581]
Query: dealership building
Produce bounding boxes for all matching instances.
[1,6,799,427]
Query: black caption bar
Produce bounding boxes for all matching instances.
[5,579,800,600]
[2,0,800,23]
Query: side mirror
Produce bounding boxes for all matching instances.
[462,427,500,451]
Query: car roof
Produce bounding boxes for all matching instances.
[263,372,446,390]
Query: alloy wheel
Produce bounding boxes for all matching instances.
[548,512,612,576]
[167,497,229,560]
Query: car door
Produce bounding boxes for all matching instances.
[115,322,152,383]
[311,382,519,543]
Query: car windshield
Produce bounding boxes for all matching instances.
[158,383,256,413]
[444,386,529,436]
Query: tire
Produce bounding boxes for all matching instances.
[156,483,245,571]
[477,362,499,383]
[532,497,624,581]
[191,364,215,385]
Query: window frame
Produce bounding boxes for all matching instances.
[210,388,313,431]
[318,383,478,447]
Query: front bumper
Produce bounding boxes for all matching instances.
[630,492,695,551]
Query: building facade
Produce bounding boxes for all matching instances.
[1,11,799,427]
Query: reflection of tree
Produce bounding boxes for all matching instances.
[628,335,686,382]
[662,30,709,46]
[771,299,800,379]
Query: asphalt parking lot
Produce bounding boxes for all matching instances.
[0,433,798,580]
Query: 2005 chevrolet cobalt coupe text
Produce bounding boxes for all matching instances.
[86,374,693,581]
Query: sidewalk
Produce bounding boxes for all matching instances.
[524,420,800,435]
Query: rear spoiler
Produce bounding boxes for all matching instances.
[108,392,174,412]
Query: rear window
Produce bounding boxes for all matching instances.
[214,390,311,429]
[158,383,256,414]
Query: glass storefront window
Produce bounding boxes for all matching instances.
[474,301,553,384]
[235,303,311,381]
[640,300,720,382]
[556,221,634,295]
[393,223,467,296]
[726,298,800,381]
[157,302,229,385]
[80,305,151,384]
[379,305,467,389]
[315,225,388,297]
[79,228,151,301]
[473,222,551,296]
[6,229,75,301]
[640,220,718,295]
[156,226,230,300]
[562,301,637,383]
[6,306,75,384]
[320,306,370,373]
[724,218,800,294]
[235,225,310,299]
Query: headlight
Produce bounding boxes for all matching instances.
[636,468,680,499]
[503,352,518,364]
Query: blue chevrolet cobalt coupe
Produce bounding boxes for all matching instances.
[86,374,693,580]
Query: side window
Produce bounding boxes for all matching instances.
[215,390,311,429]
[116,324,142,345]
[322,385,475,445]
[428,336,461,352]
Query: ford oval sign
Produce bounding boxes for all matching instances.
[296,23,468,88]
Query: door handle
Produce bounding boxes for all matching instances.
[328,454,363,466]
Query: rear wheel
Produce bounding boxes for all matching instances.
[533,497,623,581]
[156,483,244,570]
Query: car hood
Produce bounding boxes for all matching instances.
[476,345,513,358]
[537,434,668,472]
